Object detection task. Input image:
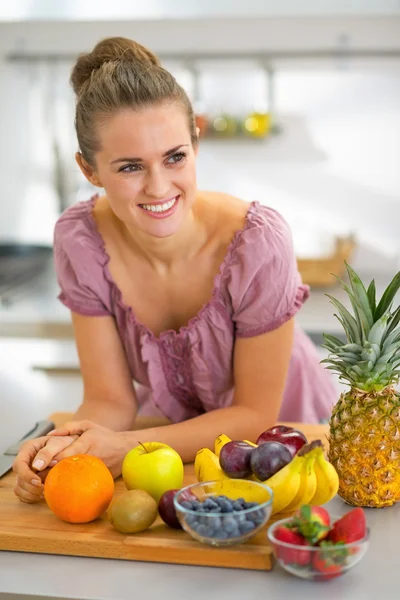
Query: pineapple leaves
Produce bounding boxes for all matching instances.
[368,314,390,347]
[366,279,377,317]
[326,296,362,345]
[344,262,374,333]
[322,333,345,347]
[375,271,400,320]
[385,305,400,340]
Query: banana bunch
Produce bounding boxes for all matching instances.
[194,435,339,515]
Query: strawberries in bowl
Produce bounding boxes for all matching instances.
[267,505,369,581]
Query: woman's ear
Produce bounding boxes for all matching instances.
[75,152,102,188]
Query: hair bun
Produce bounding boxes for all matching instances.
[70,36,161,96]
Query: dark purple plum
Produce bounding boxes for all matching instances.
[158,490,182,529]
[219,441,254,478]
[250,441,292,481]
[256,425,307,457]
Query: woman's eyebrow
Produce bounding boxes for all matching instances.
[110,144,189,164]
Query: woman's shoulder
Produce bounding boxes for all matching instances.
[200,191,293,259]
[54,194,101,254]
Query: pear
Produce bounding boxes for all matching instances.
[108,490,158,534]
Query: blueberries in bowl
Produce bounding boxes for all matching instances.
[173,481,273,547]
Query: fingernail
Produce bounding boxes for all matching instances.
[31,479,42,487]
[32,459,44,470]
[49,460,57,467]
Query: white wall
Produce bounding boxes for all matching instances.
[0,16,399,272]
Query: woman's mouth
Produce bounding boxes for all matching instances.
[138,196,179,219]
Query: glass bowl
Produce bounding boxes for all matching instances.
[267,516,370,581]
[173,480,273,547]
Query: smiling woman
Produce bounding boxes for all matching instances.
[12,36,337,504]
[79,104,198,241]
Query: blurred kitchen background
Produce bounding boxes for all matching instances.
[1,1,400,438]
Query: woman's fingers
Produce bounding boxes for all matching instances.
[47,420,97,437]
[31,436,79,471]
[12,436,51,486]
[53,436,91,462]
[14,476,44,503]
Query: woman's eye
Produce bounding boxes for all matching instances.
[119,164,141,173]
[167,152,186,165]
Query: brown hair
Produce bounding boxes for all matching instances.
[70,37,197,166]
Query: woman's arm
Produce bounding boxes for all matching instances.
[12,312,139,502]
[69,311,139,429]
[129,318,294,461]
[51,319,295,465]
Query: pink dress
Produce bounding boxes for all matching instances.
[53,196,337,424]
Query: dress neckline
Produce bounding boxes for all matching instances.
[85,194,259,342]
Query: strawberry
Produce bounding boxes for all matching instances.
[274,525,311,566]
[288,505,331,545]
[327,508,367,545]
[312,541,349,580]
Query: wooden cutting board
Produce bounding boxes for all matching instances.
[0,415,329,571]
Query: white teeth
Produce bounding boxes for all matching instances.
[141,197,177,213]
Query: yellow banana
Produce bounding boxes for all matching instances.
[194,448,229,482]
[244,439,258,448]
[280,448,318,514]
[214,434,231,457]
[262,454,303,515]
[309,445,339,506]
[212,479,271,503]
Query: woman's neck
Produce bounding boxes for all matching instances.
[116,200,208,273]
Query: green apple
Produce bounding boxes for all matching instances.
[122,442,184,502]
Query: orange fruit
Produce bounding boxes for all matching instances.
[44,454,115,523]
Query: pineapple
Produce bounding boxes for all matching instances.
[322,263,400,508]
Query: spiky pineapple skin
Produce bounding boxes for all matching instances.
[328,387,400,508]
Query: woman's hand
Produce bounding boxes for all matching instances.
[47,420,131,478]
[12,434,78,503]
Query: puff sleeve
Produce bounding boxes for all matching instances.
[227,204,309,338]
[53,206,113,317]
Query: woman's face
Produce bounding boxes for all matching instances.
[89,103,198,239]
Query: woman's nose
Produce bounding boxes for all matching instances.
[143,167,171,198]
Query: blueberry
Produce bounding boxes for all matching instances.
[219,499,233,513]
[189,519,199,531]
[185,514,198,526]
[180,500,193,510]
[222,516,238,533]
[196,523,210,537]
[235,514,246,523]
[203,499,219,511]
[206,505,221,513]
[213,529,229,539]
[197,515,208,525]
[239,520,256,535]
[247,509,265,525]
[211,516,222,529]
[233,499,246,511]
[243,501,259,509]
[215,496,231,506]
[216,495,230,502]
[191,500,202,511]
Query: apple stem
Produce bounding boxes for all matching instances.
[139,441,148,453]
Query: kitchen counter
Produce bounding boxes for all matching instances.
[1,366,399,599]
[1,476,399,600]
[0,497,386,600]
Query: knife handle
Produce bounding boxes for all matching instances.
[4,420,55,456]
